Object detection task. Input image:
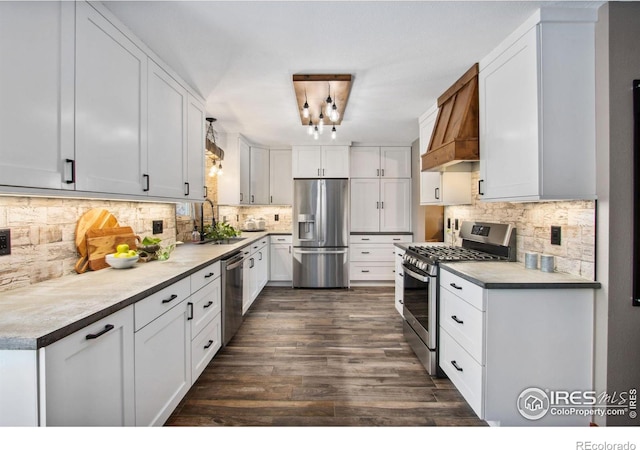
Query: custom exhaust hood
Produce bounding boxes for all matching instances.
[421,63,479,171]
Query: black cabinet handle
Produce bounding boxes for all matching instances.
[258,251,262,261]
[86,324,114,340]
[376,202,380,209]
[393,238,401,241]
[361,238,370,241]
[204,186,208,198]
[277,238,286,241]
[361,269,370,273]
[478,179,485,196]
[65,158,75,184]
[271,196,273,203]
[435,187,440,200]
[450,283,462,290]
[322,169,325,176]
[317,168,321,176]
[203,301,213,309]
[399,299,404,304]
[451,315,464,324]
[377,169,380,176]
[361,251,370,254]
[162,294,178,304]
[240,193,243,202]
[251,194,254,203]
[184,182,190,196]
[204,340,214,349]
[381,169,384,177]
[381,202,384,209]
[187,302,194,320]
[143,174,150,192]
[250,258,254,268]
[451,360,464,372]
[204,272,215,278]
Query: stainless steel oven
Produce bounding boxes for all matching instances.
[402,263,437,375]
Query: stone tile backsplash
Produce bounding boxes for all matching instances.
[0,196,176,293]
[218,205,292,232]
[444,170,596,279]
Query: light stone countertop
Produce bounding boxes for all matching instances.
[0,231,285,350]
[440,261,601,289]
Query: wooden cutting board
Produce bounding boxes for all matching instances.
[74,209,119,273]
[86,227,140,271]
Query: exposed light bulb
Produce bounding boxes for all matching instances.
[313,126,319,140]
[217,163,223,176]
[331,125,337,140]
[302,103,309,119]
[330,102,339,122]
[307,120,314,135]
[208,164,217,177]
[318,112,324,134]
[325,83,333,116]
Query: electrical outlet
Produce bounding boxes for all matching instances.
[275,214,279,222]
[152,220,163,235]
[0,229,10,256]
[551,226,561,245]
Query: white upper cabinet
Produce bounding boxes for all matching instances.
[147,59,187,198]
[0,1,75,190]
[292,146,349,178]
[478,10,597,202]
[249,146,270,204]
[239,138,251,204]
[269,149,293,204]
[421,172,472,206]
[351,147,411,179]
[186,94,206,199]
[75,1,148,195]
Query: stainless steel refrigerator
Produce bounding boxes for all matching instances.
[292,178,349,288]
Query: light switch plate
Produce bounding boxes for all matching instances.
[0,229,10,255]
[152,220,163,235]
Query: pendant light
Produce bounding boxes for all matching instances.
[331,124,337,140]
[217,162,223,176]
[318,111,324,134]
[330,99,339,122]
[313,126,319,140]
[302,90,309,119]
[307,119,314,135]
[325,83,333,117]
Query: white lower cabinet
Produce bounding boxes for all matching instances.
[44,306,135,426]
[269,236,293,282]
[243,238,269,314]
[439,267,594,426]
[350,235,411,282]
[394,247,405,316]
[134,298,190,427]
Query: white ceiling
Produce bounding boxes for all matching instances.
[103,0,602,148]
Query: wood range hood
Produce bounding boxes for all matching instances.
[421,63,479,171]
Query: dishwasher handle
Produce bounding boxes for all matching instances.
[224,254,244,270]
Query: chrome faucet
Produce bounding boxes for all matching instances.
[200,198,216,241]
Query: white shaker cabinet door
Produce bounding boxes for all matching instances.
[0,1,75,190]
[186,94,206,200]
[250,146,270,204]
[239,138,251,204]
[147,59,187,198]
[292,146,322,178]
[350,147,380,178]
[75,1,148,195]
[321,145,350,178]
[270,243,293,281]
[44,306,135,426]
[420,172,443,205]
[269,149,293,204]
[380,147,411,178]
[380,178,411,232]
[350,179,380,232]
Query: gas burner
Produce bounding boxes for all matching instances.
[407,245,505,262]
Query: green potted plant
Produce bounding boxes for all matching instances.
[203,222,241,244]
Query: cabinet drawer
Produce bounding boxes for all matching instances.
[350,234,412,244]
[270,235,292,244]
[350,262,395,281]
[440,289,484,364]
[440,269,485,311]
[350,244,395,262]
[189,279,221,338]
[439,328,484,418]
[190,261,221,294]
[134,277,190,331]
[248,239,268,254]
[191,313,221,382]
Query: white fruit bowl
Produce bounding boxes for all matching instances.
[105,253,139,269]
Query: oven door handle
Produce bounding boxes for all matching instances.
[403,265,431,283]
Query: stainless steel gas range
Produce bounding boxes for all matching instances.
[401,221,516,376]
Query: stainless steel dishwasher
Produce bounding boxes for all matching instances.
[221,251,245,346]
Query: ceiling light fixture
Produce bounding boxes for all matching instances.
[205,117,224,176]
[293,74,351,140]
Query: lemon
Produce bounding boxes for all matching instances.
[116,244,129,254]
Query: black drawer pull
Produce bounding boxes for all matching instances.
[361,251,370,254]
[187,302,193,320]
[450,283,463,290]
[162,294,178,304]
[184,182,190,196]
[451,360,463,372]
[203,301,213,309]
[451,315,464,324]
[361,269,370,273]
[204,272,215,278]
[478,179,485,196]
[204,340,214,349]
[65,159,76,184]
[86,324,114,340]
[143,173,150,192]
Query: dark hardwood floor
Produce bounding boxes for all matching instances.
[166,286,486,426]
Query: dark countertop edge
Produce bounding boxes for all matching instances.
[13,232,285,351]
[351,232,413,235]
[441,265,602,290]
